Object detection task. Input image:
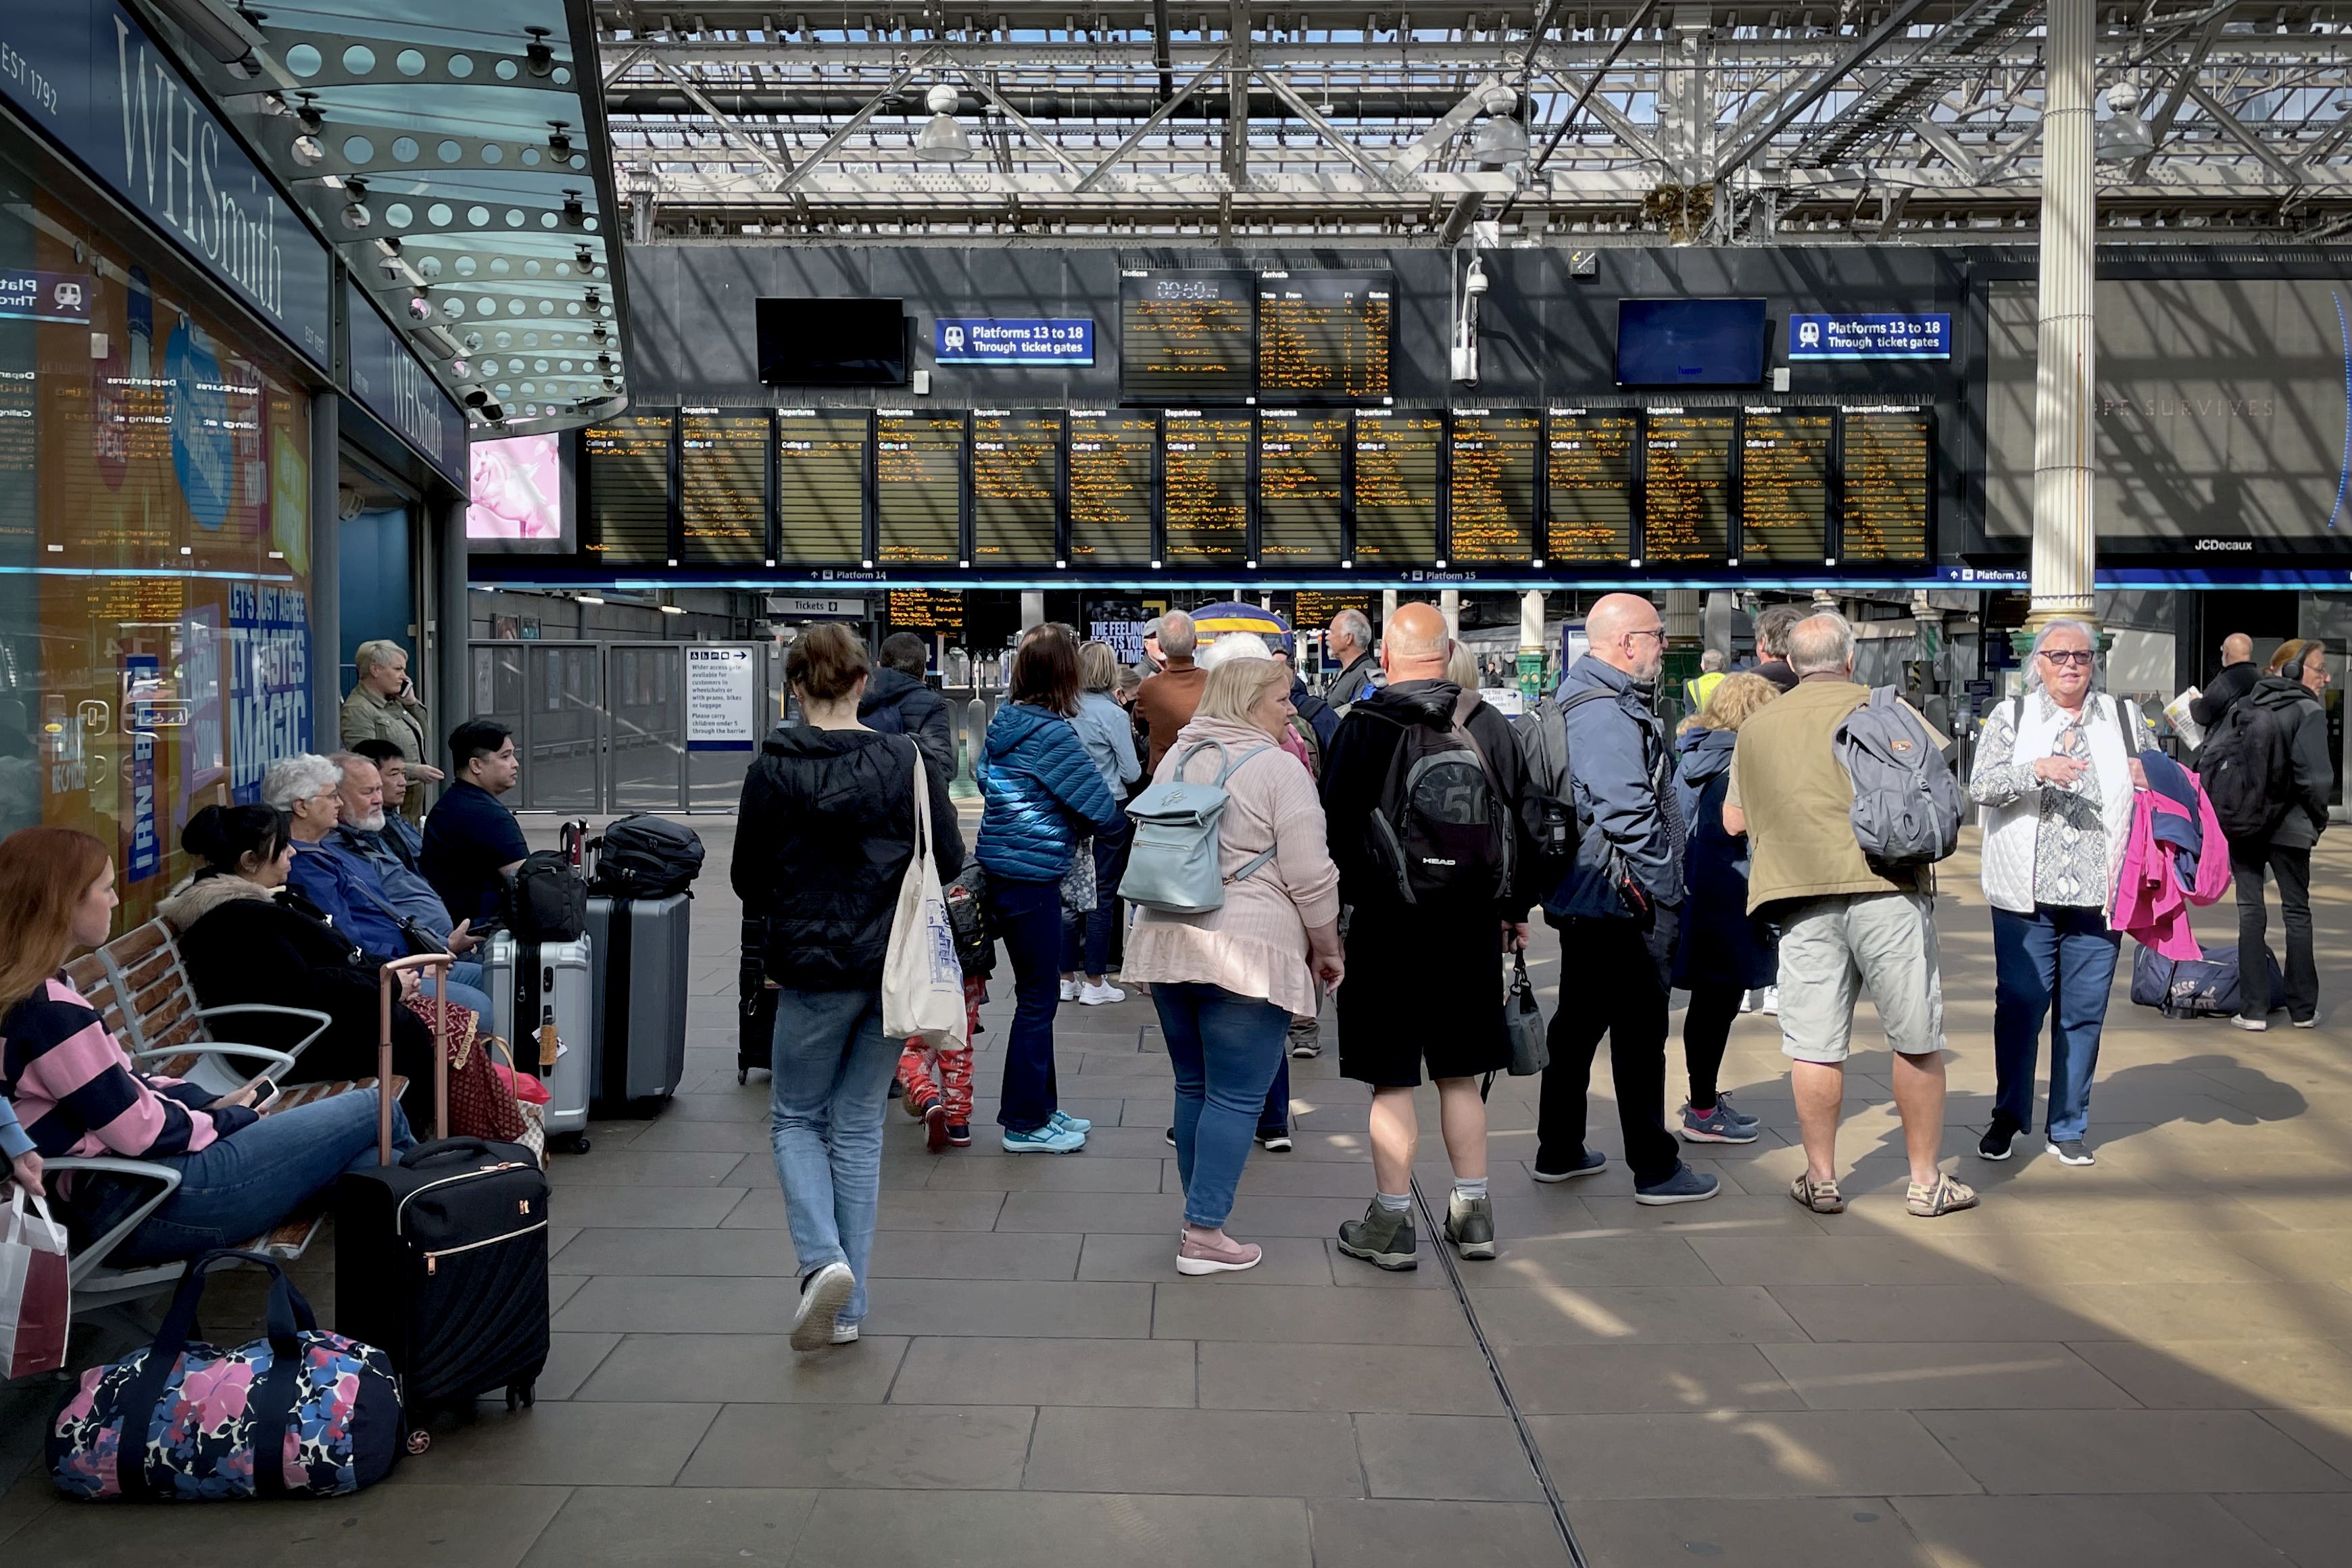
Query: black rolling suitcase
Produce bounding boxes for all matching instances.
[739,914,775,1083]
[336,957,552,1419]
[583,817,700,1111]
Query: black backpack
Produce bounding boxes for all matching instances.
[504,851,587,941]
[591,814,706,899]
[1365,710,1514,904]
[2201,699,2295,845]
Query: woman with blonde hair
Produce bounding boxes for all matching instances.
[1124,655,1344,1275]
[0,826,408,1264]
[1669,672,1782,1144]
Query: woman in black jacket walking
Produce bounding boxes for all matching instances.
[733,623,964,1351]
[160,804,440,1128]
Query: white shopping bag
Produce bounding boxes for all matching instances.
[1,1183,70,1378]
[879,754,969,1050]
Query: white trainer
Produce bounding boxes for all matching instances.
[1079,981,1127,1006]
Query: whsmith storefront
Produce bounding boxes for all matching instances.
[0,0,472,925]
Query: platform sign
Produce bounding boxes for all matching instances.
[935,318,1094,364]
[685,645,758,752]
[1788,314,1951,360]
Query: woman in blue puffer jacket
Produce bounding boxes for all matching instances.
[978,627,1122,1152]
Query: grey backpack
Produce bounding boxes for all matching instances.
[1117,740,1277,915]
[1834,687,1962,869]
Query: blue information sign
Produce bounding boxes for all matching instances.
[0,1,334,366]
[1789,314,1951,360]
[346,280,468,487]
[935,318,1094,365]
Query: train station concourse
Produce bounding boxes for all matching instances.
[0,1,2349,1565]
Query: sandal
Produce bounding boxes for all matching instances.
[1906,1173,1980,1219]
[1789,1173,1845,1214]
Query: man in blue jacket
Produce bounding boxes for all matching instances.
[1527,593,1721,1205]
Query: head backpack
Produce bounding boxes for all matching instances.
[1366,710,1515,904]
[1834,687,1963,870]
[1119,739,1276,915]
[2198,697,2295,845]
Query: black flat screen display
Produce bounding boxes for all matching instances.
[757,297,908,385]
[1615,299,1768,387]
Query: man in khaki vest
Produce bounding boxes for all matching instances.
[1724,612,1978,1219]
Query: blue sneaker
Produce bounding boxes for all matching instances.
[1531,1150,1607,1183]
[1002,1123,1087,1154]
[1711,1092,1761,1129]
[1633,1164,1721,1206]
[1680,1102,1760,1144]
[1048,1109,1092,1135]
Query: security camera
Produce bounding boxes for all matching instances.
[1463,257,1490,297]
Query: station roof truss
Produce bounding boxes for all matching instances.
[590,1,2352,243]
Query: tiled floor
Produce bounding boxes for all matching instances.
[3,818,2347,1567]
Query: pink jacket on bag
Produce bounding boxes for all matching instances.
[2112,787,2232,960]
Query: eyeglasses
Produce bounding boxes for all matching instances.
[1626,628,1666,643]
[2039,650,2094,667]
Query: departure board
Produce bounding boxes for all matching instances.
[1448,409,1540,563]
[1257,272,1394,401]
[885,588,964,631]
[875,412,964,564]
[1545,410,1636,564]
[774,409,867,564]
[583,412,671,564]
[1739,410,1833,564]
[1354,410,1442,564]
[1256,409,1345,565]
[1841,410,1933,562]
[1067,410,1155,566]
[971,409,1061,566]
[1120,271,1254,403]
[1642,412,1734,562]
[1161,411,1251,567]
[1293,590,1375,632]
[679,410,767,564]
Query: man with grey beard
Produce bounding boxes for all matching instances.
[329,752,478,959]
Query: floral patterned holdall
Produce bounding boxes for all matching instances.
[49,1250,407,1500]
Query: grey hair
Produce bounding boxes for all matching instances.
[1753,604,1808,660]
[1159,608,1198,658]
[1198,631,1273,670]
[1329,608,1373,651]
[2023,619,2099,692]
[262,753,345,810]
[1700,648,1725,672]
[1786,612,1857,677]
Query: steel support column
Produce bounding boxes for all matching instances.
[310,391,341,749]
[2030,0,2098,626]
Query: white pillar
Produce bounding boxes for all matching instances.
[1381,588,1398,638]
[1020,590,1046,630]
[2031,0,2098,627]
[1519,589,1546,650]
[1663,588,1700,642]
[1440,589,1461,643]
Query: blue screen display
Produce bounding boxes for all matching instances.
[1614,298,1769,387]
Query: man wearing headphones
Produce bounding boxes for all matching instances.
[2230,639,2334,1031]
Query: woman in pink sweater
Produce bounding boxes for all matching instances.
[1124,656,1344,1276]
[0,827,408,1263]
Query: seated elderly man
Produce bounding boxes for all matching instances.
[330,750,478,960]
[347,739,426,871]
[262,753,496,1021]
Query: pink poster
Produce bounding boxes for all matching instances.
[468,434,563,543]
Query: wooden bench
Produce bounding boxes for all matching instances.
[49,921,399,1315]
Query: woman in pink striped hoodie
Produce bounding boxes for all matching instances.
[0,827,409,1263]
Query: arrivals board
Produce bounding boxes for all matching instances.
[1739,410,1832,564]
[679,410,768,564]
[971,409,1061,566]
[1067,410,1155,566]
[1256,408,1345,566]
[1643,412,1734,562]
[1257,272,1394,402]
[1841,410,1933,562]
[1545,410,1636,564]
[1448,409,1540,564]
[774,409,867,564]
[1120,271,1254,404]
[1354,410,1442,564]
[885,587,965,631]
[1161,410,1251,567]
[1293,590,1375,631]
[875,412,964,564]
[583,412,672,564]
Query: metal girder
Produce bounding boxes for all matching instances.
[2128,3,2236,181]
[950,69,1089,179]
[1710,0,1942,184]
[773,51,934,191]
[1072,52,1229,192]
[1250,68,1404,188]
[2186,81,2306,184]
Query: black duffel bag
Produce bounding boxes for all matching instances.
[504,850,588,941]
[591,814,706,900]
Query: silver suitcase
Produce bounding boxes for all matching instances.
[483,931,596,1152]
[586,893,691,1110]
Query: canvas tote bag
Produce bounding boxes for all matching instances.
[880,752,969,1050]
[1,1183,70,1378]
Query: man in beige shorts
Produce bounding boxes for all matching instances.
[1723,612,1978,1219]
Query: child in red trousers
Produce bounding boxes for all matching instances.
[898,975,986,1152]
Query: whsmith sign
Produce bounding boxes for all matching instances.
[0,1,333,366]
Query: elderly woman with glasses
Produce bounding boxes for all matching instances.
[1967,620,2156,1169]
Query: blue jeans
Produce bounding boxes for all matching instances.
[1060,817,1129,978]
[767,985,897,1326]
[1154,983,1290,1228]
[987,877,1065,1134]
[423,960,495,1022]
[1992,904,2122,1142]
[1260,1052,1290,1136]
[119,1088,415,1264]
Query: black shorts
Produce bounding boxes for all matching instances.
[1333,904,1511,1088]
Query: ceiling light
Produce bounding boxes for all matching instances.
[659,604,686,615]
[1469,111,1530,168]
[914,84,974,163]
[340,179,373,231]
[547,120,574,158]
[523,26,556,78]
[577,593,606,605]
[2097,82,2155,161]
[562,189,586,227]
